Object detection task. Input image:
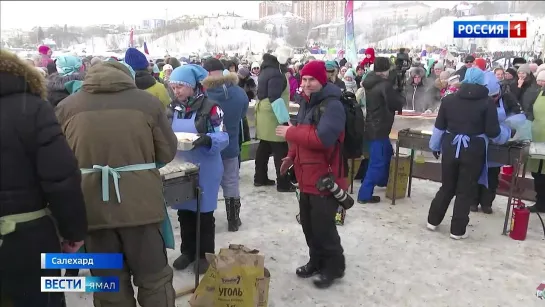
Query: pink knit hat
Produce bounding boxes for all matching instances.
[38,45,51,55]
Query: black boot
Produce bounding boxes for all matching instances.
[313,271,344,289]
[225,198,239,232]
[295,262,320,278]
[195,258,210,275]
[233,197,242,227]
[175,210,197,270]
[173,254,195,270]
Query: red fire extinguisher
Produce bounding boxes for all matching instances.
[509,199,530,241]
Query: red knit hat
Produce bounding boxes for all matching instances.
[474,58,486,71]
[300,60,328,85]
[38,45,51,55]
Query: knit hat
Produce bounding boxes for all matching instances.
[517,64,531,75]
[344,69,355,79]
[38,45,51,55]
[55,55,83,76]
[251,62,260,69]
[474,58,487,71]
[434,62,445,70]
[170,64,208,88]
[163,64,173,71]
[124,48,148,70]
[325,60,338,71]
[505,68,517,78]
[464,55,475,63]
[462,67,486,85]
[300,61,328,85]
[203,57,225,72]
[537,70,545,82]
[373,57,390,73]
[238,67,250,78]
[484,71,500,96]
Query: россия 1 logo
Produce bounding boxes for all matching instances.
[454,20,527,38]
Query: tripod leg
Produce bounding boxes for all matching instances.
[194,186,202,288]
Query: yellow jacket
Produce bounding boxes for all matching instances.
[145,81,171,108]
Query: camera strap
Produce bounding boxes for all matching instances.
[325,140,342,179]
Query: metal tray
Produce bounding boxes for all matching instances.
[162,170,199,206]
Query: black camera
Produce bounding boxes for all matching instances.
[316,174,354,210]
[286,165,297,186]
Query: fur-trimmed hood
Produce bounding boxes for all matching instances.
[0,49,47,100]
[201,72,238,89]
[46,72,85,92]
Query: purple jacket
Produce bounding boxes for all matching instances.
[288,75,298,101]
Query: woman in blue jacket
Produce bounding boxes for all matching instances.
[167,64,229,274]
[472,72,522,213]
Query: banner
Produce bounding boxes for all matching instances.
[41,253,123,269]
[344,1,358,67]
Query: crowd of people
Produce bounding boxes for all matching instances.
[0,43,544,306]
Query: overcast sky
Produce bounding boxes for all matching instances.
[1,1,460,30]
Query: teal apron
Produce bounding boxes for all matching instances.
[81,163,176,250]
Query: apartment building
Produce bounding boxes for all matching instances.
[291,1,344,24]
[259,1,292,19]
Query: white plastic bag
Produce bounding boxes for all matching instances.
[504,114,532,141]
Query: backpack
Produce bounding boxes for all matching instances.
[313,91,365,159]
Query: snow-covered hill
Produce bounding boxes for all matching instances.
[358,13,545,51]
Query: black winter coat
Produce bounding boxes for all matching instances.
[435,83,500,138]
[0,51,87,271]
[257,54,287,102]
[362,72,404,140]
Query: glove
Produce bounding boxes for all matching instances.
[433,151,441,160]
[510,128,517,138]
[192,134,212,148]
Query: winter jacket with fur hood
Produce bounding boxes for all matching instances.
[46,72,85,106]
[0,50,88,269]
[55,62,178,230]
[202,72,249,159]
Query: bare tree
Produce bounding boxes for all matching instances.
[285,20,308,47]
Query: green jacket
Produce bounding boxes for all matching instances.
[255,79,290,142]
[528,91,545,174]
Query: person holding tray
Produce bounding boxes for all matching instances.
[167,64,229,273]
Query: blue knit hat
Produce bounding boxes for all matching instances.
[462,67,486,86]
[484,71,500,96]
[170,64,208,88]
[325,60,338,71]
[124,48,148,70]
[55,55,82,76]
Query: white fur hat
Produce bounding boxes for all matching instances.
[273,46,294,65]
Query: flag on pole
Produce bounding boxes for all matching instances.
[344,1,358,68]
[143,42,149,55]
[129,28,134,48]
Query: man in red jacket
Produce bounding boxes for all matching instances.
[276,60,346,289]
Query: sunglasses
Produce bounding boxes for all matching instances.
[326,70,335,73]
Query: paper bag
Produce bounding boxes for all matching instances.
[189,245,270,307]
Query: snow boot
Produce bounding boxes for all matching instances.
[195,258,210,275]
[173,254,195,270]
[233,197,242,227]
[296,262,320,278]
[225,198,239,232]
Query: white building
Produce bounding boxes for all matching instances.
[203,13,247,30]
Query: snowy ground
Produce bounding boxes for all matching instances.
[68,158,545,307]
